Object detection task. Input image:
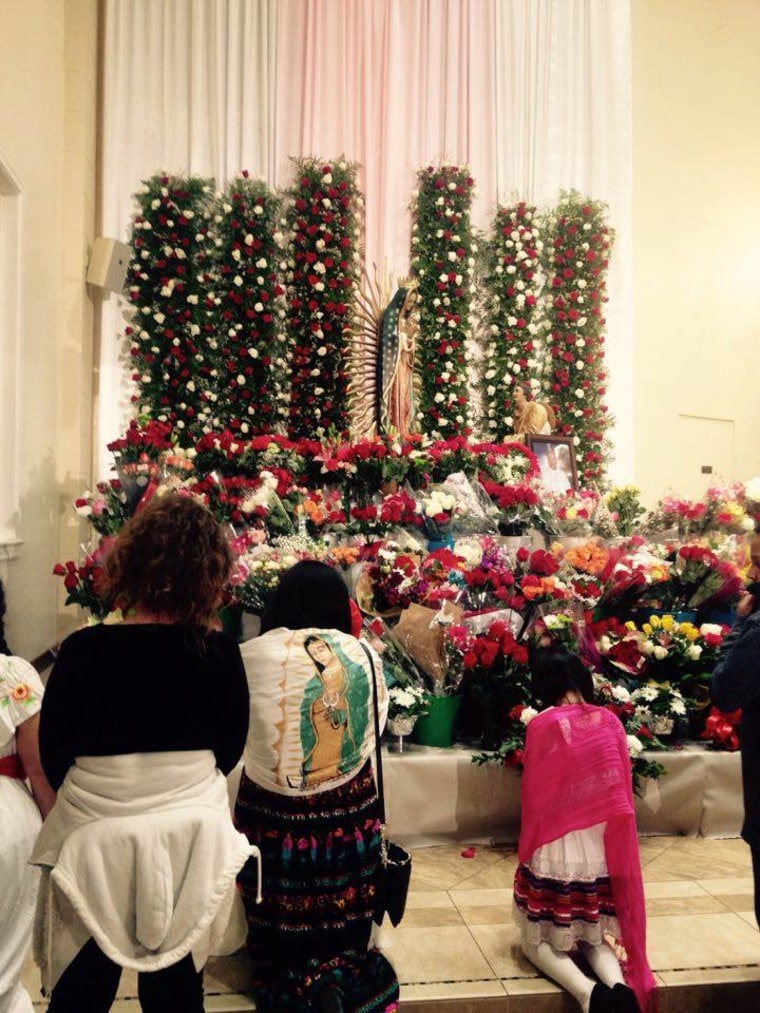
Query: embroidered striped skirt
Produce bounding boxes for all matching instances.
[513,821,621,951]
[234,760,399,1012]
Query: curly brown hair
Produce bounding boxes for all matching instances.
[103,493,233,628]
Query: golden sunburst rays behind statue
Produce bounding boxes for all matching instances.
[346,267,420,440]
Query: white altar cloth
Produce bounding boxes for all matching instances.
[382,742,744,848]
[227,743,743,849]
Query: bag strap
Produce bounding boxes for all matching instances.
[360,641,386,825]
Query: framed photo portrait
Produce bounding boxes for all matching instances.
[526,434,578,493]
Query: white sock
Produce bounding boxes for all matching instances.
[521,938,596,1011]
[579,939,625,987]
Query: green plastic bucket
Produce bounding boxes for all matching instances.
[412,694,462,748]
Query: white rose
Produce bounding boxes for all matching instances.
[627,735,643,758]
[744,476,760,503]
[520,706,538,726]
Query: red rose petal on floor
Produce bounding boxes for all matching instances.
[461,846,477,859]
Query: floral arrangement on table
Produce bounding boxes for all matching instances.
[557,540,612,607]
[106,419,174,508]
[56,420,747,792]
[541,191,614,485]
[356,544,426,615]
[446,615,531,748]
[630,681,689,731]
[474,440,540,485]
[478,202,544,442]
[282,157,362,440]
[53,545,113,620]
[418,488,456,542]
[646,485,755,540]
[364,615,426,688]
[342,489,424,539]
[211,173,289,434]
[74,482,134,538]
[542,488,599,538]
[387,684,430,722]
[469,615,669,792]
[472,702,537,769]
[457,539,516,612]
[299,488,347,536]
[107,418,175,466]
[480,480,541,535]
[595,614,726,678]
[592,678,668,792]
[126,174,216,441]
[411,165,475,439]
[192,431,306,484]
[593,542,670,618]
[652,545,743,613]
[229,534,324,612]
[744,476,760,526]
[603,485,647,537]
[503,547,568,612]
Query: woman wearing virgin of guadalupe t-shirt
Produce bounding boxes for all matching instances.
[234,560,398,1013]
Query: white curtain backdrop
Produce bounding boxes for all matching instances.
[97,0,632,480]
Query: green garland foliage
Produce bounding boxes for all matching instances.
[411,166,475,439]
[126,174,215,443]
[282,158,362,440]
[479,203,544,440]
[210,173,289,435]
[542,191,614,484]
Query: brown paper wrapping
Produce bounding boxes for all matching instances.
[393,601,464,691]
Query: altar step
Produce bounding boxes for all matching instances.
[25,835,760,1012]
[105,962,760,1012]
[30,952,760,1012]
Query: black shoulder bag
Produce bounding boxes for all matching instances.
[361,643,412,927]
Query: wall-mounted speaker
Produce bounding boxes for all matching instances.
[86,237,131,293]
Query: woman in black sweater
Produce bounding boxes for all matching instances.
[35,494,251,1013]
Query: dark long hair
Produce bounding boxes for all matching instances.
[0,578,10,656]
[529,641,595,707]
[260,561,351,634]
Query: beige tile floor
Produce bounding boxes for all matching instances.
[21,836,760,1010]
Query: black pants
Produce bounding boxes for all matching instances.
[47,938,204,1013]
[751,844,760,929]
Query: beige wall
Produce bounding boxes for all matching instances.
[631,0,760,502]
[0,0,98,658]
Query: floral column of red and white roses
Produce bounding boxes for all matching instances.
[211,173,289,435]
[282,158,363,440]
[126,174,216,442]
[411,166,475,440]
[542,191,614,484]
[479,203,544,441]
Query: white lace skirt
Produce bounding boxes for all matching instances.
[513,821,621,951]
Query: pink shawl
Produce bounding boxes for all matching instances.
[519,704,656,1012]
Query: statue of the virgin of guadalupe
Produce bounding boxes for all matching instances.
[378,287,418,436]
[347,274,420,439]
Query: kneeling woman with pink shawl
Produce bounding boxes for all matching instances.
[514,644,656,1013]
